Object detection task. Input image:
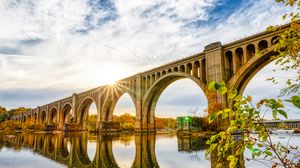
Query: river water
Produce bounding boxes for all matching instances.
[0,132,299,168]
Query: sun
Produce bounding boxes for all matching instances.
[94,62,128,85]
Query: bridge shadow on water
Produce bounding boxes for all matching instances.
[0,132,210,168]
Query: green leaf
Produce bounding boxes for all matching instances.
[211,143,218,151]
[208,114,217,124]
[215,82,222,90]
[272,110,278,119]
[222,112,228,119]
[208,81,216,90]
[218,86,228,95]
[265,151,273,156]
[251,147,260,153]
[286,96,300,109]
[234,95,243,102]
[278,109,288,119]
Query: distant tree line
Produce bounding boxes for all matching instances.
[86,113,178,132]
[0,106,30,123]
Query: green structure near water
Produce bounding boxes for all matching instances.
[177,116,208,131]
[177,116,192,130]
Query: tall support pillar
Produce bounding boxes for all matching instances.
[46,105,49,124]
[56,102,61,128]
[96,91,102,130]
[204,42,227,129]
[36,106,40,124]
[71,93,77,122]
[135,74,144,132]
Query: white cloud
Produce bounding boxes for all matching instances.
[0,0,294,111]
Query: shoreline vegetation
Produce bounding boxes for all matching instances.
[0,106,208,136]
[0,106,299,138]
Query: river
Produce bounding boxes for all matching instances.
[0,132,299,168]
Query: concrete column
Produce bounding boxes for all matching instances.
[204,42,227,130]
[72,93,77,122]
[242,46,248,63]
[46,105,49,124]
[37,106,40,124]
[232,51,238,75]
[96,91,102,130]
[135,75,143,132]
[56,102,61,125]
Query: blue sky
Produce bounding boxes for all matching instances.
[0,0,298,118]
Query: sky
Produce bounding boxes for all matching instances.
[0,0,299,119]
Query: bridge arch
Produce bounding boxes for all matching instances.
[40,110,46,124]
[33,112,38,123]
[228,44,277,94]
[59,103,72,129]
[49,107,58,124]
[23,116,26,123]
[101,87,137,122]
[142,72,207,130]
[27,114,32,124]
[77,96,98,130]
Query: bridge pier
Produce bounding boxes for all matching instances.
[204,42,228,130]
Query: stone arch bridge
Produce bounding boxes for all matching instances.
[11,25,289,132]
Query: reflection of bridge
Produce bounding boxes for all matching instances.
[0,133,161,168]
[11,24,289,131]
[263,120,300,129]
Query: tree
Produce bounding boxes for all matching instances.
[206,1,300,167]
[268,0,300,98]
[87,114,97,132]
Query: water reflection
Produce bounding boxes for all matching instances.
[0,133,210,168]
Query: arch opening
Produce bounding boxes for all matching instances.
[156,72,161,79]
[235,48,244,70]
[40,111,46,124]
[60,104,72,128]
[112,93,137,132]
[174,67,179,72]
[179,65,185,73]
[271,36,280,45]
[246,44,255,60]
[34,113,37,122]
[193,61,200,78]
[258,40,268,51]
[155,79,208,130]
[49,108,57,124]
[186,63,192,75]
[111,93,136,167]
[78,98,98,131]
[143,73,207,131]
[225,51,234,79]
